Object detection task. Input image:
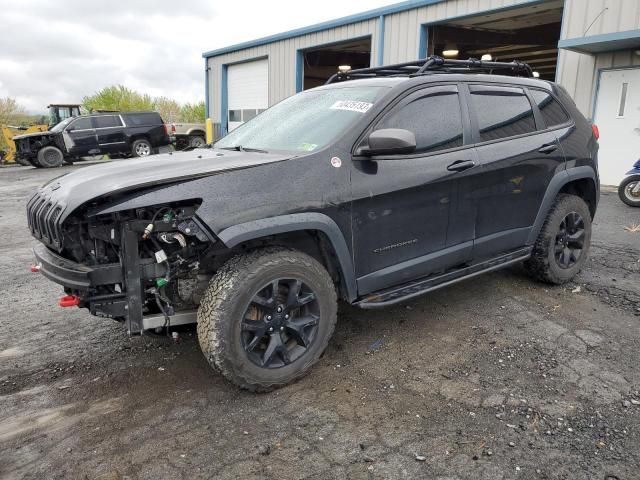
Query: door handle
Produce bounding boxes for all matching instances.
[447,159,475,172]
[538,143,558,154]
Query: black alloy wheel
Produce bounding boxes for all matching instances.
[554,211,585,269]
[241,278,320,368]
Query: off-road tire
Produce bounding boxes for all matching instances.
[35,146,64,168]
[189,135,205,148]
[197,247,337,391]
[524,194,592,284]
[618,176,640,207]
[131,138,152,157]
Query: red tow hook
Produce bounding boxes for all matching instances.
[59,295,80,308]
[30,264,41,273]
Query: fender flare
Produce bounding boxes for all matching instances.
[217,213,357,302]
[526,166,598,245]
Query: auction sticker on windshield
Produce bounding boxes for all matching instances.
[330,100,373,113]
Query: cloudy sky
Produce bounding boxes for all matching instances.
[0,0,394,113]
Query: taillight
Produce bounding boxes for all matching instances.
[171,123,176,133]
[591,124,599,140]
[163,123,169,136]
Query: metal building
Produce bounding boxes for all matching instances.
[203,0,640,185]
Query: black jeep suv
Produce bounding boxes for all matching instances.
[28,58,598,391]
[14,111,171,168]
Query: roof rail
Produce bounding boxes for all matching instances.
[325,56,534,84]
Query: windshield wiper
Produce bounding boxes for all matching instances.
[220,145,268,153]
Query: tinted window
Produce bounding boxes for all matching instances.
[530,90,570,128]
[122,112,162,126]
[378,89,463,154]
[67,117,93,131]
[471,88,536,142]
[94,115,122,128]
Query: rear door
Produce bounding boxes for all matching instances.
[461,84,564,261]
[94,115,126,154]
[351,84,477,294]
[63,117,98,156]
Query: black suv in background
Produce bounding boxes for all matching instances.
[28,58,599,391]
[14,111,171,168]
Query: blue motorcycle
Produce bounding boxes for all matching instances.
[619,159,640,207]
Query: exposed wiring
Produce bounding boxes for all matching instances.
[583,7,608,37]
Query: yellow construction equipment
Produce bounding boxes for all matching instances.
[1,104,80,164]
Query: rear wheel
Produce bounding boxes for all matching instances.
[524,194,592,284]
[618,176,640,207]
[189,135,205,148]
[35,146,64,168]
[197,247,337,391]
[131,138,152,157]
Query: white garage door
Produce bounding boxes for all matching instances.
[593,68,640,186]
[227,59,268,131]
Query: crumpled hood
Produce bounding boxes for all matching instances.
[13,131,54,141]
[33,148,292,221]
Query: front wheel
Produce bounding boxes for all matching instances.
[618,176,640,207]
[189,135,206,148]
[131,138,152,157]
[524,194,592,284]
[197,248,337,391]
[35,146,64,168]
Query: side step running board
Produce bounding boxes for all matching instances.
[356,247,532,309]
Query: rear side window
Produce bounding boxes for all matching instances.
[122,112,162,126]
[94,115,123,128]
[470,86,536,142]
[529,90,570,128]
[378,87,464,154]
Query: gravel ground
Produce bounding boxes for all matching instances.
[1,163,639,480]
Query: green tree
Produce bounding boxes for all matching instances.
[154,96,181,124]
[82,85,154,113]
[0,96,26,125]
[180,101,206,123]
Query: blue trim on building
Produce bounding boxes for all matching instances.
[220,64,228,135]
[377,15,385,66]
[555,0,568,82]
[418,24,428,58]
[295,50,304,92]
[558,29,640,54]
[203,0,448,58]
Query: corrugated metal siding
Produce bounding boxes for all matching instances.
[556,0,640,117]
[206,18,378,124]
[383,0,535,63]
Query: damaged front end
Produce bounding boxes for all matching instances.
[29,194,219,334]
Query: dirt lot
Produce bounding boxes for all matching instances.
[1,163,639,480]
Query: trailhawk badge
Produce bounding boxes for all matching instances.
[330,157,342,168]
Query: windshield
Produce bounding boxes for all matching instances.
[49,117,74,133]
[215,85,389,153]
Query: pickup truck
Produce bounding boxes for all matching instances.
[170,122,207,149]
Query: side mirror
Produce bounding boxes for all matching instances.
[359,128,416,156]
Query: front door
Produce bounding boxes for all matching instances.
[594,68,640,186]
[463,84,564,260]
[351,85,476,295]
[94,115,127,154]
[64,116,98,156]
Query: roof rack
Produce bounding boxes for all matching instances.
[325,56,533,84]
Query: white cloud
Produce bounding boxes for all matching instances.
[0,0,394,113]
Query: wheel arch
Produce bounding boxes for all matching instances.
[527,166,599,245]
[217,213,357,302]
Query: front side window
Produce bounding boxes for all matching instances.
[377,88,464,154]
[216,85,390,152]
[529,90,570,128]
[94,115,122,128]
[470,87,536,142]
[67,117,93,131]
